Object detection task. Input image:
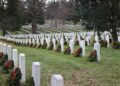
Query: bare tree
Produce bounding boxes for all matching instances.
[22,0,46,34]
[46,0,74,28]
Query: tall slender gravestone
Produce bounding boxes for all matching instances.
[118,36,120,42]
[3,44,7,54]
[26,39,28,46]
[95,35,99,43]
[106,35,110,47]
[60,38,64,52]
[32,62,41,86]
[51,74,64,86]
[94,43,100,62]
[86,36,90,46]
[36,38,40,47]
[53,38,56,50]
[7,45,12,60]
[47,37,50,48]
[41,37,44,46]
[32,39,35,47]
[13,49,18,68]
[19,53,26,83]
[80,40,85,57]
[69,39,74,54]
[0,43,3,52]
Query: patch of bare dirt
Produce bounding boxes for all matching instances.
[65,68,97,86]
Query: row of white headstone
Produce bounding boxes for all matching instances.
[5,36,100,60]
[2,31,112,57]
[0,42,26,83]
[0,42,64,86]
[1,32,101,60]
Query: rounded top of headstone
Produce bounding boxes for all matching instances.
[13,49,17,51]
[33,62,40,65]
[8,45,12,48]
[52,74,63,80]
[3,44,7,45]
[19,53,25,57]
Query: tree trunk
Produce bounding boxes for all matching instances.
[55,18,58,28]
[62,19,65,25]
[111,28,118,43]
[32,17,37,34]
[97,29,101,40]
[3,30,6,36]
[51,19,53,26]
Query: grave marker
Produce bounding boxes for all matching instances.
[3,44,7,54]
[51,74,64,86]
[7,45,12,60]
[19,53,26,83]
[94,43,100,62]
[13,49,18,67]
[80,40,85,57]
[32,62,41,86]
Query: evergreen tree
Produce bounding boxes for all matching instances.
[0,0,23,36]
[74,0,120,42]
[72,0,81,24]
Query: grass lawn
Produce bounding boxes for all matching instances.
[0,42,120,86]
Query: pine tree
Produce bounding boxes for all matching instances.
[0,0,23,36]
[74,0,120,42]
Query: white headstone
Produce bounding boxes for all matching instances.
[32,62,41,86]
[94,43,100,62]
[80,40,85,57]
[106,35,110,47]
[69,39,74,54]
[41,38,44,45]
[53,38,56,50]
[86,36,90,46]
[51,74,64,86]
[36,38,40,47]
[7,45,12,60]
[3,44,7,54]
[95,35,99,43]
[46,38,50,48]
[118,36,120,42]
[26,39,29,45]
[13,49,18,67]
[29,38,32,45]
[32,39,35,46]
[60,38,64,52]
[19,53,26,83]
[0,43,3,52]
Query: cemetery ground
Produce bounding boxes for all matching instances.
[0,42,120,86]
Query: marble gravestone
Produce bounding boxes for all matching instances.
[7,45,12,60]
[32,62,41,86]
[0,43,3,52]
[69,39,74,54]
[80,40,85,57]
[94,43,100,62]
[60,38,64,52]
[51,74,64,86]
[13,49,18,68]
[19,53,26,83]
